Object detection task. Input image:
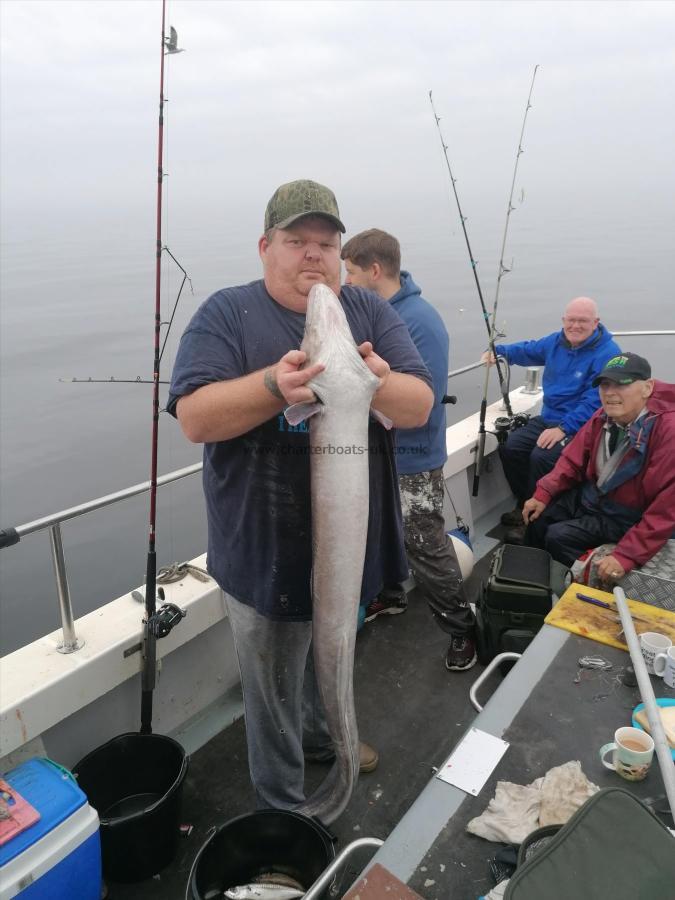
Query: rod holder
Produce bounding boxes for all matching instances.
[48,523,84,653]
[522,366,542,395]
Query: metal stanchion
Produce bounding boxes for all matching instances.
[49,523,84,653]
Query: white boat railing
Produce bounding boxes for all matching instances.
[0,463,202,654]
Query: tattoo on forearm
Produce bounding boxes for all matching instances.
[264,368,284,401]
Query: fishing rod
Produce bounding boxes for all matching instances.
[428,91,514,423]
[472,65,539,498]
[0,4,190,680]
[140,0,188,736]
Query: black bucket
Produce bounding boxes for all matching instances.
[74,732,189,883]
[187,810,335,900]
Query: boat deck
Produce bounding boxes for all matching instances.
[105,562,494,900]
[103,548,675,900]
[405,633,672,898]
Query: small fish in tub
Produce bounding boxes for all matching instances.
[223,871,305,899]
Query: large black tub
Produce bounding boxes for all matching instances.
[74,732,189,883]
[187,809,335,899]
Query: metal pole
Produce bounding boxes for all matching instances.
[469,652,522,712]
[48,523,84,653]
[12,462,202,540]
[302,837,384,900]
[613,587,675,821]
[447,360,484,379]
[612,330,675,337]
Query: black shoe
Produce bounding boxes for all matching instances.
[504,525,526,545]
[500,507,524,527]
[364,594,407,622]
[445,635,478,671]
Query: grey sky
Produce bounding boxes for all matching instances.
[2,0,674,241]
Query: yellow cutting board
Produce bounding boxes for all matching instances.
[545,582,675,650]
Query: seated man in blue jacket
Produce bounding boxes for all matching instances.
[342,229,477,671]
[482,296,621,541]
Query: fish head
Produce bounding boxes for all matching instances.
[301,284,380,405]
[301,284,351,361]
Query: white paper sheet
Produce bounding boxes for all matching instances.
[436,727,509,796]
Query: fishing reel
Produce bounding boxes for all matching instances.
[147,589,186,639]
[492,412,530,444]
[148,603,186,639]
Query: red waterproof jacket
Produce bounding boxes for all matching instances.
[533,380,675,572]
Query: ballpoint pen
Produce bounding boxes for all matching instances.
[575,592,611,609]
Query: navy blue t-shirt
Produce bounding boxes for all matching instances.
[168,279,431,620]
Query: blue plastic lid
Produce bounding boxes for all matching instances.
[447,527,473,549]
[0,758,87,866]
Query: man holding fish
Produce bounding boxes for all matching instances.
[168,180,433,818]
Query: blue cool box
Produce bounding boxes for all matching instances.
[0,758,101,899]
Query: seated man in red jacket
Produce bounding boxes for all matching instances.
[522,353,675,585]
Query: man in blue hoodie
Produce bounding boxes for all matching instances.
[482,297,621,540]
[342,229,477,671]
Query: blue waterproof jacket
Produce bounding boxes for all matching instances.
[390,271,449,475]
[494,324,621,435]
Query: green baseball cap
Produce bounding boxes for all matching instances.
[264,179,346,233]
[592,353,652,386]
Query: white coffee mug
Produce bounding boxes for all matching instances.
[640,632,672,675]
[654,644,675,688]
[599,726,655,782]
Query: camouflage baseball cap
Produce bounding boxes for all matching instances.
[264,179,346,233]
[592,352,652,386]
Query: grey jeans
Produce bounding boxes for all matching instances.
[224,592,331,810]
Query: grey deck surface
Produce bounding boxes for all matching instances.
[106,570,489,900]
[406,634,674,900]
[101,539,675,900]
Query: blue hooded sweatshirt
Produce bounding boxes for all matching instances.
[389,271,449,475]
[494,324,621,435]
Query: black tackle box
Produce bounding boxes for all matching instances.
[475,544,554,663]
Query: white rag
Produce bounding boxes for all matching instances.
[480,879,510,899]
[466,760,598,843]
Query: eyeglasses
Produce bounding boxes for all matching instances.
[562,317,597,326]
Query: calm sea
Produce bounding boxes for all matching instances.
[1,205,673,654]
